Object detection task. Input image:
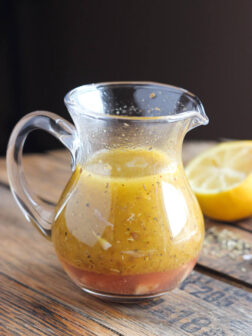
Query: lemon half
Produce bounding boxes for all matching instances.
[186,141,252,222]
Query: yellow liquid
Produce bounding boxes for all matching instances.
[52,148,204,295]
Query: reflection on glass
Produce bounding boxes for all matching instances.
[161,182,188,239]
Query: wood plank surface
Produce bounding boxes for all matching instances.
[1,141,252,335]
[1,142,251,285]
[0,188,251,336]
[199,219,252,285]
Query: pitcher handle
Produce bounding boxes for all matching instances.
[6,111,78,239]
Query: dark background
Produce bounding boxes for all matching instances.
[1,0,252,155]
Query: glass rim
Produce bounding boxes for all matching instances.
[64,81,208,124]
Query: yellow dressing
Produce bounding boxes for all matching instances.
[52,148,204,276]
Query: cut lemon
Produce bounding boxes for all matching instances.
[186,141,252,222]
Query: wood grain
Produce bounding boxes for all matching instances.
[1,142,251,285]
[1,141,252,335]
[0,152,72,204]
[235,218,252,233]
[199,219,252,285]
[0,188,252,335]
[0,272,116,336]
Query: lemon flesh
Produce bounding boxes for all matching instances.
[186,141,252,222]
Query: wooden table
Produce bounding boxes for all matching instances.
[0,142,251,336]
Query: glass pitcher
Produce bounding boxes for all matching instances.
[7,82,209,302]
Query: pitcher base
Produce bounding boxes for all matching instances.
[80,287,169,303]
[60,256,197,301]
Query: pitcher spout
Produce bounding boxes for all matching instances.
[173,90,209,132]
[188,109,209,131]
[189,94,209,130]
